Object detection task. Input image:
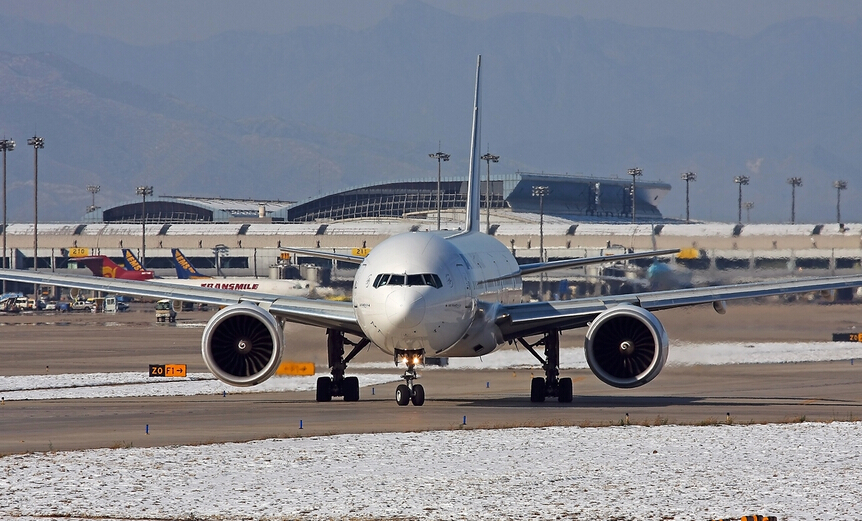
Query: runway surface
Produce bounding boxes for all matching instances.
[2,301,862,454]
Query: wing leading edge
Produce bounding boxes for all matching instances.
[495,274,862,339]
[0,269,360,335]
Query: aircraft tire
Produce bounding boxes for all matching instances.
[395,384,411,406]
[411,384,425,406]
[530,377,546,403]
[558,377,573,403]
[343,376,360,402]
[316,377,332,402]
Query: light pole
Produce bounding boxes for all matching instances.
[787,177,802,224]
[428,145,450,231]
[733,176,749,224]
[87,185,100,213]
[212,244,229,277]
[680,172,696,223]
[481,151,499,233]
[834,180,847,224]
[744,201,754,223]
[1,138,14,293]
[532,185,550,299]
[27,136,44,276]
[628,167,642,224]
[136,186,153,269]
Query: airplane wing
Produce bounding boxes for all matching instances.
[0,269,361,335]
[281,247,366,264]
[495,274,862,339]
[517,248,679,276]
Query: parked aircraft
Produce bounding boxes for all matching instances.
[90,249,320,298]
[3,55,862,406]
[76,255,154,281]
[170,248,211,279]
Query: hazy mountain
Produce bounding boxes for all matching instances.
[0,1,859,223]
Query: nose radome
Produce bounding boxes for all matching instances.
[385,288,426,329]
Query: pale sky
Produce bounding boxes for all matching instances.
[3,0,861,46]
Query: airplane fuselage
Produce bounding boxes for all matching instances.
[352,230,521,357]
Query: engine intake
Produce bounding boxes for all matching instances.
[202,302,284,387]
[584,305,668,388]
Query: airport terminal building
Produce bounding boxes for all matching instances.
[82,172,672,224]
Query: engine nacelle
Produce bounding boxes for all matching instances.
[584,305,669,389]
[202,302,284,387]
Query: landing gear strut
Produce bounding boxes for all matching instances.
[518,329,573,403]
[394,349,425,406]
[316,329,369,402]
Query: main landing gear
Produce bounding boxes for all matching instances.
[518,329,573,403]
[316,329,369,402]
[394,349,425,406]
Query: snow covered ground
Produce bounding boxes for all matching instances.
[1,423,859,520]
[2,341,862,520]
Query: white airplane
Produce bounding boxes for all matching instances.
[3,55,862,406]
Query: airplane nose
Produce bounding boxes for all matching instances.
[385,288,425,329]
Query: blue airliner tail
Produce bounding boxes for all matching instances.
[171,248,210,279]
[121,249,145,271]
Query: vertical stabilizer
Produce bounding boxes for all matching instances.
[462,54,482,234]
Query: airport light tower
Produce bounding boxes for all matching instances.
[532,185,550,299]
[744,201,754,223]
[136,185,153,269]
[27,136,44,274]
[628,167,642,224]
[733,176,749,224]
[680,172,696,223]
[834,180,847,224]
[1,138,14,293]
[429,145,450,230]
[787,177,802,224]
[481,150,499,234]
[87,185,100,213]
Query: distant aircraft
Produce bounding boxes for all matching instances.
[121,249,146,273]
[3,55,862,407]
[76,255,155,281]
[170,248,211,279]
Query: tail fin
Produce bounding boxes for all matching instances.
[77,255,154,280]
[171,248,210,279]
[78,256,127,278]
[462,54,482,235]
[121,249,144,271]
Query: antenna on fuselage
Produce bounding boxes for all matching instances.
[461,54,482,235]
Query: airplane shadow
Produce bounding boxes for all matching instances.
[444,395,856,409]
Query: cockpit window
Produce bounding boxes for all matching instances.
[373,273,443,289]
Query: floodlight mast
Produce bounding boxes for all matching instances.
[0,138,14,293]
[680,172,696,223]
[787,177,802,224]
[136,186,153,269]
[429,144,450,231]
[733,176,750,224]
[481,150,499,233]
[532,185,550,299]
[628,168,642,224]
[833,180,847,224]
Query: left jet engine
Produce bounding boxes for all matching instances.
[201,302,284,386]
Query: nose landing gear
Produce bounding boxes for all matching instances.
[394,349,425,406]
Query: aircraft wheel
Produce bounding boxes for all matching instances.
[343,376,360,402]
[316,377,332,402]
[411,384,425,406]
[530,377,546,403]
[395,384,411,406]
[558,377,573,403]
